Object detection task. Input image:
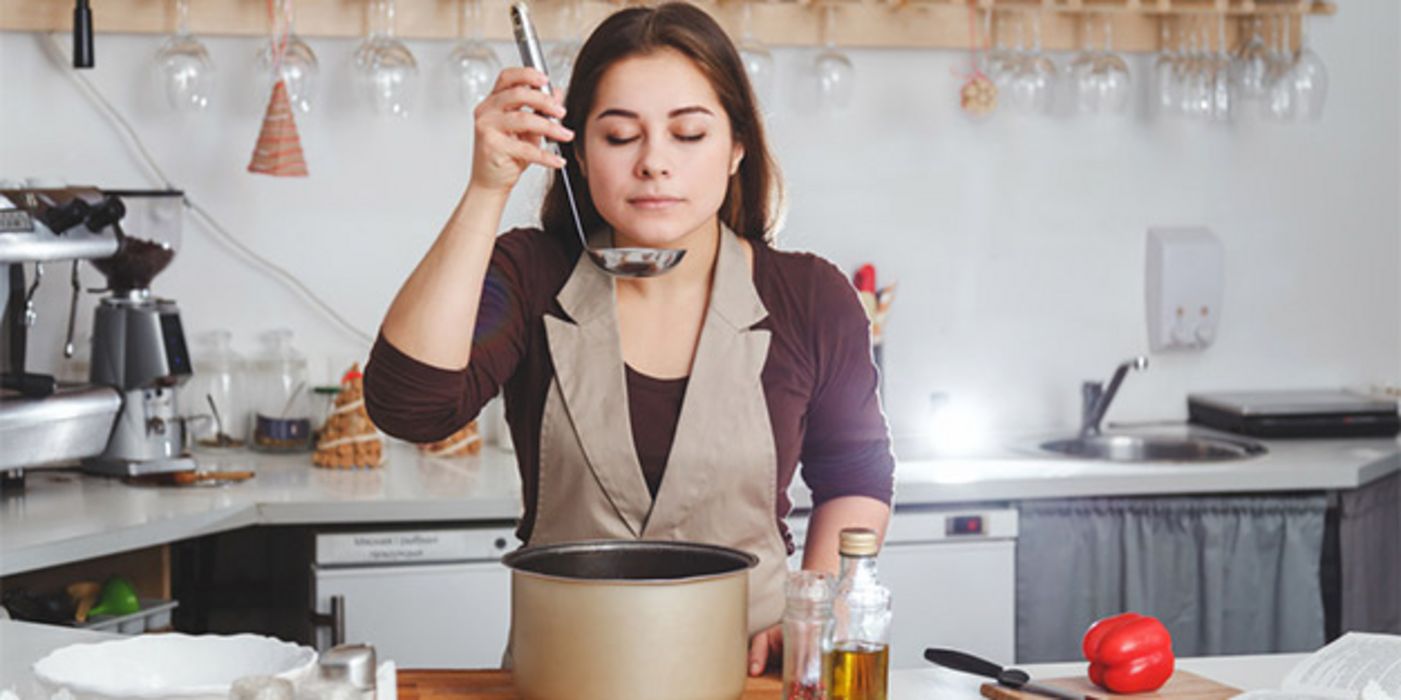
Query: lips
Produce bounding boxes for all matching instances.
[628,196,683,210]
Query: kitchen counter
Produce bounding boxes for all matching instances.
[2,431,1398,576]
[0,619,1306,698]
[895,428,1401,505]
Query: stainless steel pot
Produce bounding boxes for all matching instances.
[502,540,759,700]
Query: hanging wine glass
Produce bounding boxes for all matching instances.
[257,0,318,113]
[355,0,419,118]
[1181,16,1213,119]
[154,0,215,112]
[1095,15,1132,115]
[736,1,775,106]
[985,11,1019,93]
[812,3,854,112]
[1009,11,1055,115]
[448,0,500,107]
[1154,17,1180,116]
[546,0,584,93]
[1230,16,1269,101]
[1205,11,1232,122]
[1289,11,1328,122]
[1262,14,1296,123]
[1074,14,1130,115]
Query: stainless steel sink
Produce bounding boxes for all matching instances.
[1040,434,1267,463]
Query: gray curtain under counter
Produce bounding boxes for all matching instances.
[1016,494,1329,663]
[1339,470,1401,635]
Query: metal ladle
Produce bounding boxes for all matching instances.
[509,1,685,278]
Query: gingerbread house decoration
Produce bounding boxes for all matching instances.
[417,421,483,458]
[313,364,383,469]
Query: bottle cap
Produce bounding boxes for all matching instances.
[838,528,880,557]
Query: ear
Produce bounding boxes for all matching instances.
[573,145,588,179]
[729,143,745,177]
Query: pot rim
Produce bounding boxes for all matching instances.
[502,539,759,586]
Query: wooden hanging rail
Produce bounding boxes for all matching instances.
[0,0,1335,50]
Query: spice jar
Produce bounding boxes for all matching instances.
[782,570,835,700]
[248,329,313,452]
[183,329,247,450]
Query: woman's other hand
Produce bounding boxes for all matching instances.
[748,623,783,676]
[470,67,575,193]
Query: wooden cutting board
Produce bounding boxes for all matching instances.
[980,670,1240,700]
[397,669,784,700]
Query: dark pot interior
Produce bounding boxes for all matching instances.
[503,540,758,581]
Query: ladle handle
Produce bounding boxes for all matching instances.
[510,3,551,96]
[510,1,589,250]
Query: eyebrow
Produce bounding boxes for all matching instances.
[595,106,715,121]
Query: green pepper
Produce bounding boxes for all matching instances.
[1081,612,1175,694]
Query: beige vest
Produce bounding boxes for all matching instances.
[531,226,789,636]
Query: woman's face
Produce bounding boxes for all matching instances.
[579,49,743,248]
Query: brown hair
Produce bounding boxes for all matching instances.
[539,2,783,247]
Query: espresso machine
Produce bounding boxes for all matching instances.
[0,187,197,484]
[1,187,123,487]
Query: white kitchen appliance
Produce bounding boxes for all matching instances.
[309,526,517,668]
[789,505,1018,669]
[1189,389,1401,438]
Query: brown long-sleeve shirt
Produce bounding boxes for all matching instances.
[364,229,895,551]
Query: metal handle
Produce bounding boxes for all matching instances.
[923,647,1003,679]
[510,2,551,92]
[23,261,42,327]
[63,260,80,358]
[508,1,589,254]
[310,594,346,647]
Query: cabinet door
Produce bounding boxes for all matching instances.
[313,561,511,668]
[880,540,1015,669]
[787,516,1016,669]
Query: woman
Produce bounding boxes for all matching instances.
[364,2,894,675]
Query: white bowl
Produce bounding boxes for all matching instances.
[32,633,317,700]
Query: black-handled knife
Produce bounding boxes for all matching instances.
[924,648,1089,700]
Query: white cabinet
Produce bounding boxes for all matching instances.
[788,507,1018,669]
[310,527,516,668]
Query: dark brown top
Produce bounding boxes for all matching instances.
[365,229,895,552]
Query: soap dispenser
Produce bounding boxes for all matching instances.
[1145,227,1225,352]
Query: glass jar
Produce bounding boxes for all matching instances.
[824,528,892,700]
[182,330,247,449]
[783,570,835,700]
[248,329,313,452]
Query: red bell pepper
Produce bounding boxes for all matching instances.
[1081,612,1175,694]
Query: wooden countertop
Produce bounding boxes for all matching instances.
[397,669,783,699]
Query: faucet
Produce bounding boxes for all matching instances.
[1080,356,1149,437]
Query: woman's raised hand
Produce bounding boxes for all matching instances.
[470,67,575,194]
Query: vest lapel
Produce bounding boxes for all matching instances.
[543,246,652,538]
[642,227,772,538]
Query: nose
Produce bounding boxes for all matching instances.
[635,140,672,179]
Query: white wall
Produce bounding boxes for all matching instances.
[2,1,1398,447]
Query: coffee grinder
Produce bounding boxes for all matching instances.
[83,190,198,476]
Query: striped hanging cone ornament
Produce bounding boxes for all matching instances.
[248,79,309,177]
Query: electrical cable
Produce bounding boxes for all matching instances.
[39,31,373,346]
